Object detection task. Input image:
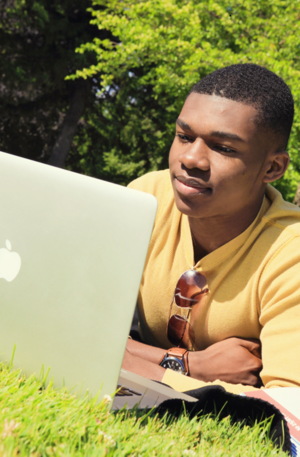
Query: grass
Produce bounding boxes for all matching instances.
[0,362,288,456]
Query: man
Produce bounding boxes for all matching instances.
[122,63,300,394]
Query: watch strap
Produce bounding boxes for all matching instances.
[159,348,189,375]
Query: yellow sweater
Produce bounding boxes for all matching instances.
[128,170,300,394]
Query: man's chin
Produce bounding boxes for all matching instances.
[174,196,211,218]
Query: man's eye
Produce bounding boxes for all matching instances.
[176,133,194,143]
[215,145,235,154]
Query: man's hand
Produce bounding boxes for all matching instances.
[189,338,262,387]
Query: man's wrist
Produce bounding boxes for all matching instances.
[159,348,189,375]
[188,350,206,380]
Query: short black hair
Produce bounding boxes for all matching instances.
[190,64,294,150]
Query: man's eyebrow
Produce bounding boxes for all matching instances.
[176,118,194,131]
[176,120,245,142]
[210,131,245,142]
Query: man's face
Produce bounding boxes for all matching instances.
[169,93,273,220]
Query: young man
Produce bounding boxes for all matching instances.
[122,63,300,394]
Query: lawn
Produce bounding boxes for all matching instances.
[0,362,288,456]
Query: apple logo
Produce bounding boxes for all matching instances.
[0,240,21,282]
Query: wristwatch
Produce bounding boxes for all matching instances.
[159,348,189,375]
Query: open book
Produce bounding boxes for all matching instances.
[112,369,197,410]
[241,388,300,457]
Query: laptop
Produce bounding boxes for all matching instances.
[0,151,196,408]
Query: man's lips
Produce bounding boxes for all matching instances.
[175,176,211,196]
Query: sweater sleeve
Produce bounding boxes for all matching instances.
[163,234,300,394]
[162,370,258,394]
[257,235,300,389]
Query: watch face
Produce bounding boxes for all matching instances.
[161,356,185,373]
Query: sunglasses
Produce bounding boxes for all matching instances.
[167,269,208,350]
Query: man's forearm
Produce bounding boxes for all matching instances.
[122,349,165,382]
[125,337,262,387]
[126,338,165,364]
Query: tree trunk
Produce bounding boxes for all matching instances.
[293,182,300,206]
[48,80,88,168]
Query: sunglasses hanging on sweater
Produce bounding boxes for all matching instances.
[167,269,209,350]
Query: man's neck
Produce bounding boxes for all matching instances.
[189,196,265,264]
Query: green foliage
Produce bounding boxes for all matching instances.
[0,0,100,162]
[70,0,300,200]
[67,80,172,185]
[0,362,288,455]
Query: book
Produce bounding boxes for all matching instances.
[112,369,197,410]
[241,388,300,457]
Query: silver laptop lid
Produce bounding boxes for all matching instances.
[0,151,157,401]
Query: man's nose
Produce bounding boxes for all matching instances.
[179,138,210,171]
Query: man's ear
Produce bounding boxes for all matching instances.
[263,151,290,183]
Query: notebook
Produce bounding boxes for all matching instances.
[0,150,160,404]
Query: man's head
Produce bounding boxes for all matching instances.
[189,63,294,151]
[169,64,294,223]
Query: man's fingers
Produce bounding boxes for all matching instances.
[247,373,263,387]
[234,337,262,358]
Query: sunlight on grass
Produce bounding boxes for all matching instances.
[0,362,288,456]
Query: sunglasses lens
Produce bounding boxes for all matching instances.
[174,270,208,308]
[167,314,195,348]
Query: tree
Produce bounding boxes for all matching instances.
[70,0,300,201]
[0,0,105,166]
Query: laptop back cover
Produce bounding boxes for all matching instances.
[0,151,157,402]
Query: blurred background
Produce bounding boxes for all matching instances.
[1,0,299,202]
